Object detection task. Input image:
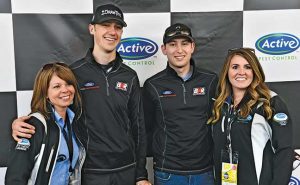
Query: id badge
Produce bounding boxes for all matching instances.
[221,162,238,185]
[221,149,239,185]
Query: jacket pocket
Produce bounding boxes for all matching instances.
[154,171,172,181]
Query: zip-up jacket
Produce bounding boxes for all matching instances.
[70,49,148,181]
[143,59,218,174]
[5,111,86,185]
[212,91,293,185]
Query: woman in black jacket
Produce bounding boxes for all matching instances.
[208,48,293,185]
[5,62,85,185]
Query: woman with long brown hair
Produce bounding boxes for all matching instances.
[208,48,293,185]
[6,62,85,185]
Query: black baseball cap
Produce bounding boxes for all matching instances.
[163,23,194,44]
[91,4,127,27]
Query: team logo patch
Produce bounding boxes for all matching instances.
[115,81,128,91]
[193,87,206,96]
[80,81,100,90]
[237,115,252,124]
[15,138,30,151]
[289,176,300,185]
[273,113,288,126]
[159,90,176,97]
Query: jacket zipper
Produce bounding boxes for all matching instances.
[105,76,110,96]
[73,128,86,171]
[182,83,187,104]
[48,122,61,184]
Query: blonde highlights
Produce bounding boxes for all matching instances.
[208,48,272,124]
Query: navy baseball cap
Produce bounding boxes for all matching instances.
[163,23,194,44]
[91,4,127,27]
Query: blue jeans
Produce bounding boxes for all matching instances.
[154,170,214,185]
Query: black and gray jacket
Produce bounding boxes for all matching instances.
[70,49,148,181]
[143,60,218,174]
[5,111,86,185]
[212,91,293,185]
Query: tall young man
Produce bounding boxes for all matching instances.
[143,23,218,185]
[11,4,151,185]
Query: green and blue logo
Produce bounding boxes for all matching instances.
[117,37,158,60]
[255,33,299,55]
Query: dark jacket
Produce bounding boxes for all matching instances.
[70,49,148,181]
[143,60,218,174]
[212,91,293,185]
[5,111,86,185]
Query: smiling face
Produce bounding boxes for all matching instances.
[47,74,75,113]
[89,20,123,53]
[161,38,195,71]
[228,55,254,95]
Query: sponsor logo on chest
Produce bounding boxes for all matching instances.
[80,81,100,90]
[193,87,206,96]
[159,90,176,97]
[115,81,128,91]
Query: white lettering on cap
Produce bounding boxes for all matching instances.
[101,10,122,17]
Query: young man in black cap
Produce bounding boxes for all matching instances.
[143,23,217,185]
[11,4,151,185]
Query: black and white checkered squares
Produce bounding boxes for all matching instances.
[1,0,300,183]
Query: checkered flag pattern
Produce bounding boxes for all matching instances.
[1,0,300,183]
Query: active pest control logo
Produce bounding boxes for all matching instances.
[117,37,158,60]
[255,33,299,55]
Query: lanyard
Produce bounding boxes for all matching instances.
[225,105,238,163]
[62,113,74,172]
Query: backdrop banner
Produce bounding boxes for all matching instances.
[0,0,299,184]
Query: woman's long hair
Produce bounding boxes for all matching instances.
[30,62,82,119]
[208,48,272,124]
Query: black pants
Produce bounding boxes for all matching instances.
[82,166,136,185]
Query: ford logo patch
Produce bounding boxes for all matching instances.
[255,33,300,55]
[117,37,158,60]
[84,82,95,87]
[274,113,288,120]
[163,90,173,95]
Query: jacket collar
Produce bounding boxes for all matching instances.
[85,48,123,73]
[225,92,252,110]
[166,58,196,81]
